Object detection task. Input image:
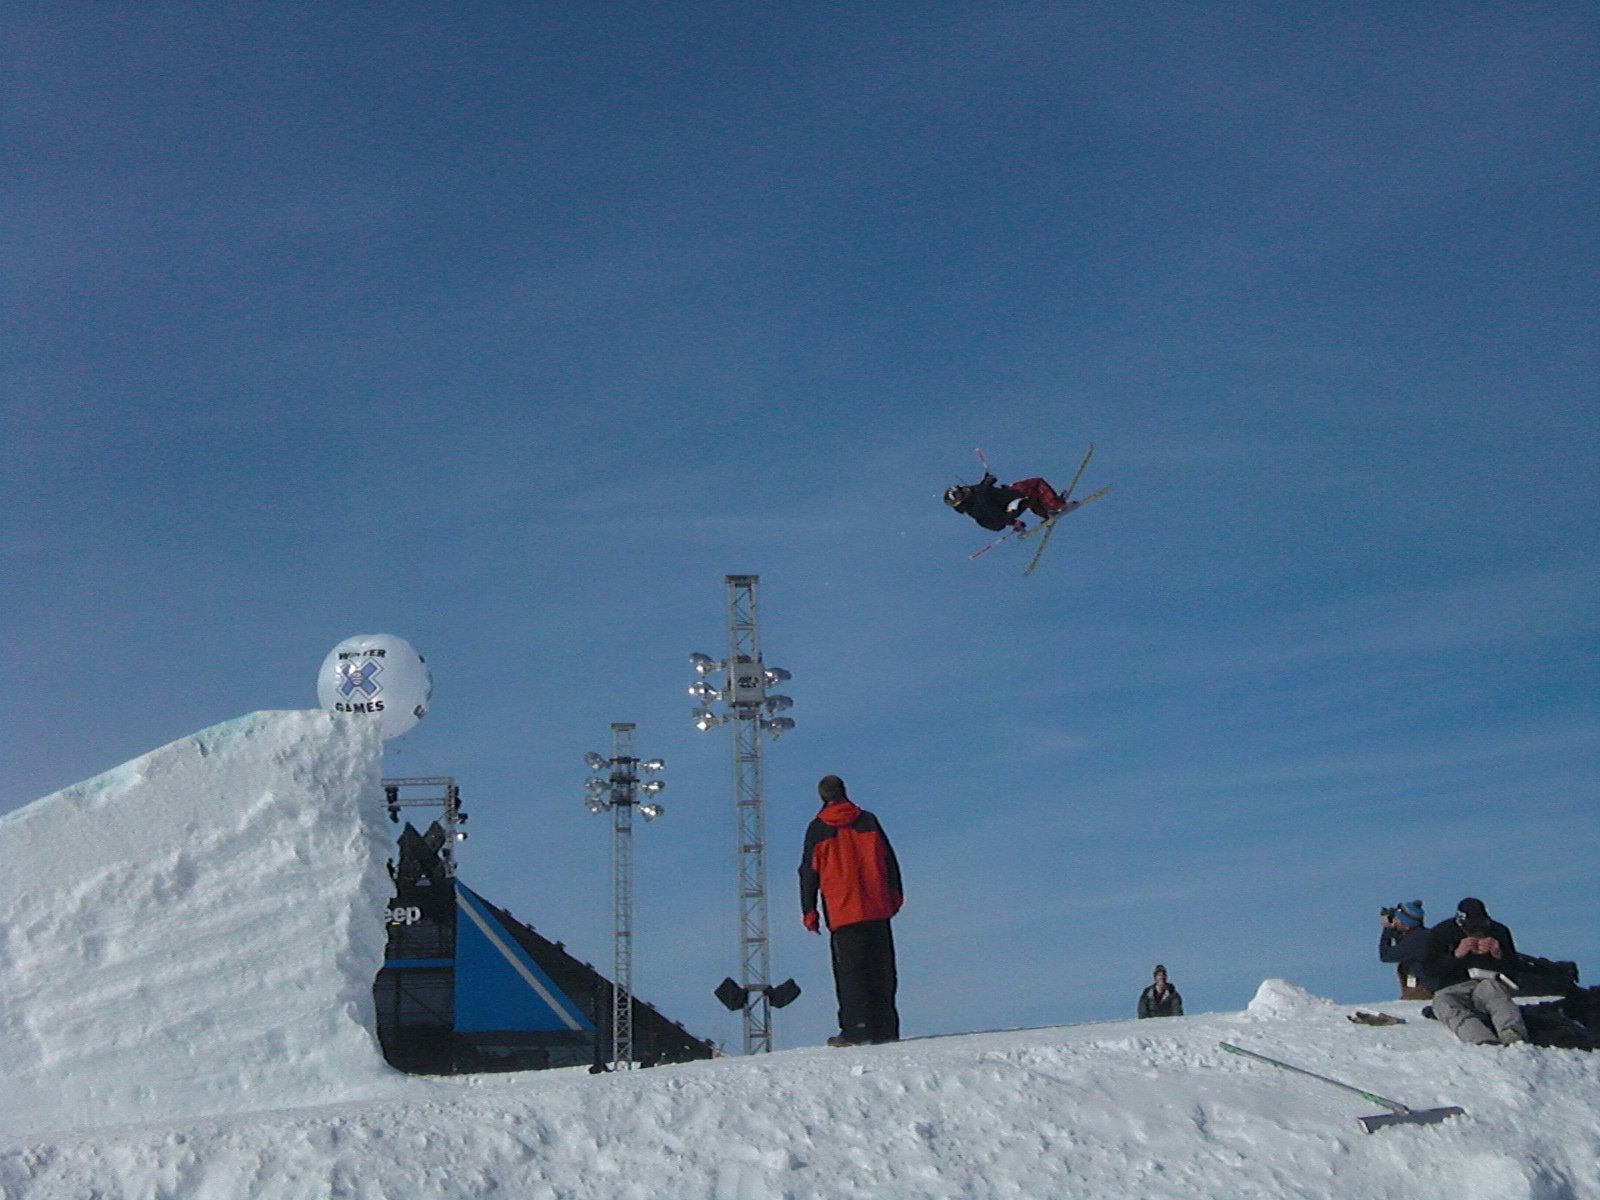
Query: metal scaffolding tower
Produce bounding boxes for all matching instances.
[381,776,468,875]
[583,723,666,1069]
[692,574,800,1054]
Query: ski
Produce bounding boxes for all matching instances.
[1021,513,1064,575]
[1021,484,1110,575]
[1017,485,1110,539]
[1058,444,1094,504]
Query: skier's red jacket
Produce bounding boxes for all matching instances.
[799,798,903,931]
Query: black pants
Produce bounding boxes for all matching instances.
[830,919,899,1043]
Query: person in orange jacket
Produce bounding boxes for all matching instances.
[799,774,904,1046]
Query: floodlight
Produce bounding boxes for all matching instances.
[764,717,795,737]
[763,667,791,684]
[764,694,793,712]
[640,803,664,821]
[640,758,665,773]
[690,652,719,675]
[765,978,802,1009]
[584,777,607,792]
[641,779,665,795]
[585,751,607,770]
[714,977,748,1012]
[586,797,608,813]
[689,681,720,702]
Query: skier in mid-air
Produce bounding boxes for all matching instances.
[950,446,1110,574]
[943,473,1068,532]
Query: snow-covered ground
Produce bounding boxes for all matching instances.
[2,714,1597,1199]
[5,987,1600,1200]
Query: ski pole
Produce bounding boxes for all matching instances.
[968,527,1019,560]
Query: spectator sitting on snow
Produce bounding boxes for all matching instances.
[1378,900,1433,1000]
[1137,965,1183,1018]
[1423,897,1528,1046]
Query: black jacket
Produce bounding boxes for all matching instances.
[1138,984,1183,1018]
[1423,917,1519,990]
[953,475,1024,531]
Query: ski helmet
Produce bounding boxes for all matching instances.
[943,486,968,507]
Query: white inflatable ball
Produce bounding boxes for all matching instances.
[316,633,432,740]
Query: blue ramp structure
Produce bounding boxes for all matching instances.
[452,883,592,1035]
[374,819,717,1075]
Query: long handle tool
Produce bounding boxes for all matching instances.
[1220,1042,1466,1134]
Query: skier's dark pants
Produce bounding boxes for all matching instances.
[830,918,899,1043]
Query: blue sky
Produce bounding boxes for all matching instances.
[5,3,1596,1052]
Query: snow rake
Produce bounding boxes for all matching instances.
[1220,1042,1466,1134]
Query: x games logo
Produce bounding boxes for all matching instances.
[333,655,387,714]
[337,659,383,699]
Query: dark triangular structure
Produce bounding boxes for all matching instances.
[374,821,717,1074]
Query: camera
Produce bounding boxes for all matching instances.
[1379,906,1397,920]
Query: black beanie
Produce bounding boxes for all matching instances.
[818,775,847,802]
[1456,897,1488,920]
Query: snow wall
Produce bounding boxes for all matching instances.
[0,711,397,1136]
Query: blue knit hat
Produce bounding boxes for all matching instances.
[1397,900,1425,928]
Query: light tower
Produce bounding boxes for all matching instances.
[583,722,666,1070]
[691,574,800,1054]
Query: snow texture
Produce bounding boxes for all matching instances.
[0,711,396,1136]
[2,714,1598,1198]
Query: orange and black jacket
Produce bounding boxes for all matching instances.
[799,799,903,930]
